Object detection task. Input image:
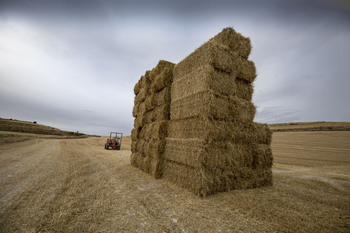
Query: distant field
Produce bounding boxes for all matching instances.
[269,121,350,132]
[0,122,349,232]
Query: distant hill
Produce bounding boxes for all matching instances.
[268,121,350,132]
[0,118,87,136]
[0,118,93,144]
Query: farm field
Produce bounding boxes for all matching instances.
[0,131,349,232]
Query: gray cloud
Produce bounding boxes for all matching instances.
[0,0,349,135]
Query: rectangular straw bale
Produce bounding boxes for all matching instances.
[163,164,271,196]
[173,43,256,83]
[235,77,253,101]
[142,105,170,125]
[164,139,271,170]
[149,60,175,79]
[134,114,145,129]
[132,103,139,117]
[139,120,168,140]
[131,128,140,141]
[148,159,163,179]
[143,88,171,112]
[134,87,148,105]
[138,102,147,115]
[172,65,254,102]
[168,118,271,144]
[138,156,152,174]
[252,168,273,187]
[152,104,170,122]
[252,144,273,169]
[136,140,147,154]
[173,41,239,79]
[210,27,251,59]
[163,160,204,195]
[145,96,154,111]
[203,142,272,169]
[167,117,228,140]
[153,87,171,107]
[134,79,141,95]
[140,71,151,87]
[144,138,166,159]
[142,111,153,126]
[131,140,137,153]
[171,65,235,101]
[164,138,204,168]
[151,67,174,92]
[170,90,256,123]
[236,58,256,83]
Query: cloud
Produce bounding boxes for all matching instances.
[0,0,349,135]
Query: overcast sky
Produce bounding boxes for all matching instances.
[1,0,349,135]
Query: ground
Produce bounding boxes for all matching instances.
[0,131,349,232]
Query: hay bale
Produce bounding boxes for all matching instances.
[163,160,272,196]
[173,41,238,79]
[134,79,141,95]
[151,67,174,92]
[149,158,163,179]
[149,60,175,78]
[164,138,272,170]
[141,71,151,87]
[135,140,146,154]
[132,103,139,117]
[134,115,145,129]
[168,118,271,144]
[171,65,235,101]
[171,65,254,102]
[145,97,154,112]
[162,160,204,195]
[131,28,272,196]
[134,87,148,105]
[139,121,168,140]
[131,128,140,141]
[153,87,171,107]
[141,105,170,125]
[164,138,204,168]
[235,77,254,101]
[131,140,137,153]
[204,142,272,169]
[144,87,171,112]
[144,138,166,159]
[173,41,256,83]
[210,27,251,59]
[170,90,256,123]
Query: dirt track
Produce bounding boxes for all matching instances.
[0,133,349,232]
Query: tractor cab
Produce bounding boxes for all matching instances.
[105,132,123,150]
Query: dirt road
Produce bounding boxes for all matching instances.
[0,133,349,232]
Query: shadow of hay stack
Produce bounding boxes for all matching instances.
[131,28,273,196]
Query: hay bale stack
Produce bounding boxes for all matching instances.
[131,60,175,178]
[162,27,272,196]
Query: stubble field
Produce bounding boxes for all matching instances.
[0,130,349,232]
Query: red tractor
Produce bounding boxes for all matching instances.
[105,132,123,150]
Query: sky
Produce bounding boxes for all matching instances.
[0,0,349,135]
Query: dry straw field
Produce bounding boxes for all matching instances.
[0,122,349,232]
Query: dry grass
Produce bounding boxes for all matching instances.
[0,131,349,232]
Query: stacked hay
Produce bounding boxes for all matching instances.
[162,28,273,196]
[131,60,175,178]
